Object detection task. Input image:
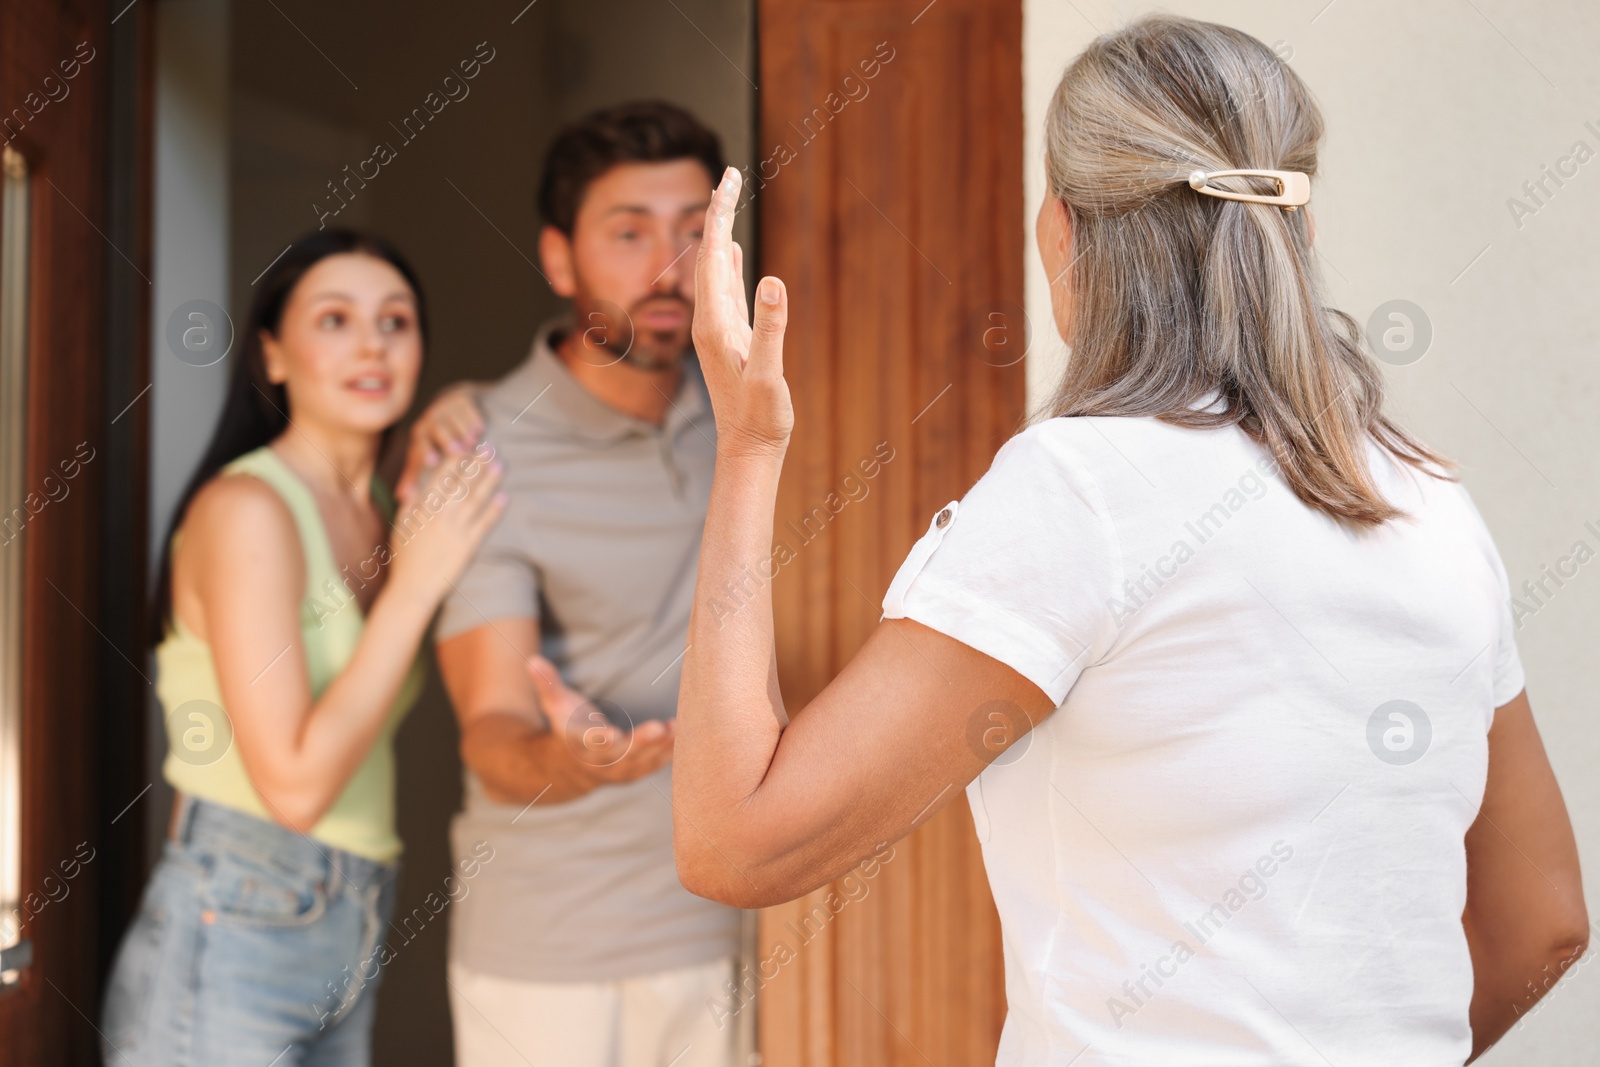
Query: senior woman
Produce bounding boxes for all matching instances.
[524,16,1588,1067]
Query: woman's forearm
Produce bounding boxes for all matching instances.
[255,584,435,830]
[676,450,787,859]
[677,166,809,898]
[1461,692,1591,1061]
[1464,912,1590,1060]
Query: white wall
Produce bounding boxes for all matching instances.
[147,0,231,864]
[150,0,231,556]
[1024,2,1598,1063]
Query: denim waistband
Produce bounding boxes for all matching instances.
[173,793,396,894]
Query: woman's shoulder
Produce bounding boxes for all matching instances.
[967,418,1124,524]
[991,414,1157,484]
[1006,411,1181,452]
[219,445,300,491]
[997,415,1096,459]
[168,461,308,638]
[180,461,303,569]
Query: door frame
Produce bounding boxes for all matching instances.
[0,0,154,1062]
[755,0,1026,1063]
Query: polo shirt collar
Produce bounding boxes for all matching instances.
[509,318,709,443]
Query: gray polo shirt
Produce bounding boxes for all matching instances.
[436,319,741,982]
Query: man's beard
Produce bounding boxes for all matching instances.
[621,329,685,371]
[573,296,693,372]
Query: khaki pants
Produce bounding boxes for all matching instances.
[447,957,740,1067]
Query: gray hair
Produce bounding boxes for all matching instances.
[1041,15,1447,526]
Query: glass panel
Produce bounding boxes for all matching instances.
[0,143,31,988]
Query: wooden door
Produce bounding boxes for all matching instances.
[756,1,1026,1063]
[0,0,150,1062]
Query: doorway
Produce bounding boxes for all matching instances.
[0,0,1026,1060]
[151,1,756,1062]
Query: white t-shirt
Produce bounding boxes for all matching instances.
[881,412,1523,1067]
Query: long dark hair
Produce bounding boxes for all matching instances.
[149,229,429,645]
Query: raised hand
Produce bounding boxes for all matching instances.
[527,656,676,785]
[692,167,794,459]
[386,448,505,608]
[398,382,487,499]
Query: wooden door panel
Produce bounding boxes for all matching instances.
[757,1,1024,1064]
[0,0,125,1063]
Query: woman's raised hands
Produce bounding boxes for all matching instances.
[387,449,505,609]
[692,167,794,459]
[398,381,486,499]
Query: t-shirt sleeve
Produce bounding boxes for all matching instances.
[433,469,539,641]
[1488,563,1525,711]
[880,423,1120,706]
[1454,482,1525,711]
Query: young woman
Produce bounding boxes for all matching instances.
[656,16,1586,1067]
[101,230,504,1066]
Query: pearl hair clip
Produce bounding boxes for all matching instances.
[1187,168,1311,210]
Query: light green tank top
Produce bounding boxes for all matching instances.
[157,446,425,863]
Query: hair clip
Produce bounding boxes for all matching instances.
[1187,168,1310,210]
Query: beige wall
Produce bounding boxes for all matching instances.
[1023,2,1599,1062]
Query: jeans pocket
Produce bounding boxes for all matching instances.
[207,847,328,928]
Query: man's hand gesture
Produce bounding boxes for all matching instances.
[527,657,675,785]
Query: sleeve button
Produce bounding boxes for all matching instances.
[935,507,953,529]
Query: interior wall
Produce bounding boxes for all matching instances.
[1023,2,1600,1063]
[147,0,230,869]
[221,1,755,1061]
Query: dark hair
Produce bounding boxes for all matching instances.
[149,228,428,645]
[536,100,726,235]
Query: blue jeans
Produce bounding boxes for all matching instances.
[100,794,399,1067]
